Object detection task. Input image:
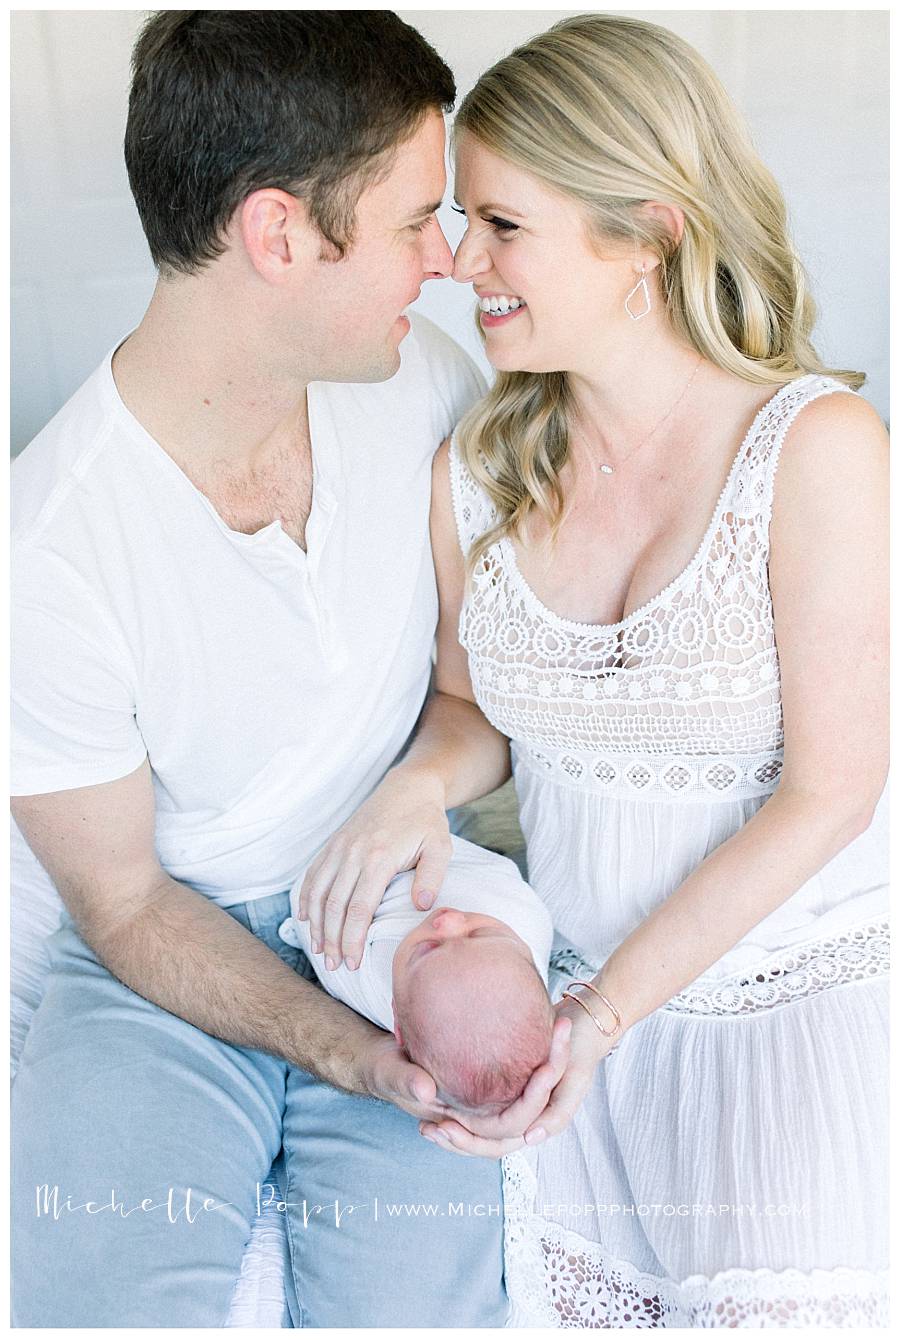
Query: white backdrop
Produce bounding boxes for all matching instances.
[10,8,889,455]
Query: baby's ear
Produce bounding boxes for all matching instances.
[391,999,404,1049]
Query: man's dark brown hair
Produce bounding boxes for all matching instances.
[125,10,455,274]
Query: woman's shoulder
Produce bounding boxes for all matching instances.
[432,427,502,561]
[432,432,465,496]
[784,377,884,439]
[769,381,887,561]
[734,374,885,523]
[431,434,454,507]
[434,422,488,499]
[775,381,887,494]
[430,434,467,565]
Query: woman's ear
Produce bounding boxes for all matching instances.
[638,200,685,260]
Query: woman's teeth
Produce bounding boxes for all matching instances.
[479,295,526,314]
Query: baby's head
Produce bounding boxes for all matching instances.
[391,906,553,1114]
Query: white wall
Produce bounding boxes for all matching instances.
[10,9,889,455]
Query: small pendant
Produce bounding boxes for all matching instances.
[599,463,614,475]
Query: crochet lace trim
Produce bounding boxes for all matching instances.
[514,739,784,802]
[548,919,890,1018]
[450,376,855,769]
[502,1153,889,1328]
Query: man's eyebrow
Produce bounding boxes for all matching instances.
[408,198,444,221]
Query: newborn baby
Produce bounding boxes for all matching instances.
[278,836,554,1114]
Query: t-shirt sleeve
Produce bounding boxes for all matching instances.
[11,546,147,795]
[443,341,488,429]
[410,314,488,441]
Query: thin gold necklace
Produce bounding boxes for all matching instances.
[575,356,704,476]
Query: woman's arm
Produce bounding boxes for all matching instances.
[427,389,888,1157]
[591,391,888,1032]
[300,437,572,1143]
[301,438,511,971]
[386,436,514,809]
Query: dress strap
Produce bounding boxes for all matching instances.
[730,374,860,527]
[447,429,500,560]
[450,375,860,560]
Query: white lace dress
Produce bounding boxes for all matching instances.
[448,374,889,1329]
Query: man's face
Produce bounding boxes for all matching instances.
[291,110,453,382]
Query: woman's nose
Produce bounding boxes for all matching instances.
[452,229,490,285]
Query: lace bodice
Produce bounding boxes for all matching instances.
[548,918,890,1017]
[450,375,855,803]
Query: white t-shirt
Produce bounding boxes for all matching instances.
[277,835,554,1032]
[11,314,484,909]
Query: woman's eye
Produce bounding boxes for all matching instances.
[487,215,518,236]
[452,205,518,238]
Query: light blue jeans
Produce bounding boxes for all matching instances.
[11,890,508,1327]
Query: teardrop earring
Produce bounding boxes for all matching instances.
[624,264,652,321]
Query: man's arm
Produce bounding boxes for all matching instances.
[11,759,446,1117]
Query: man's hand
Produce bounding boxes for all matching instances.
[419,1000,614,1158]
[358,1031,458,1123]
[298,768,452,971]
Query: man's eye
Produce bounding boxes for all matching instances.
[411,217,432,234]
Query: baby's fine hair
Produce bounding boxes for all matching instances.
[397,953,554,1113]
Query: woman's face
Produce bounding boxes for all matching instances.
[452,132,635,375]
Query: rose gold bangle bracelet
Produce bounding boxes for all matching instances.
[562,980,622,1037]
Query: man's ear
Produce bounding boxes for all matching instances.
[237,188,321,282]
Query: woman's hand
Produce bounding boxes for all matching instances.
[420,997,617,1158]
[522,992,621,1137]
[298,767,452,971]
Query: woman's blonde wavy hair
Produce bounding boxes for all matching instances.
[453,13,864,576]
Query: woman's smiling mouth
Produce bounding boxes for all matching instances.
[479,293,528,327]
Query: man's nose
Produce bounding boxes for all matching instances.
[423,218,454,281]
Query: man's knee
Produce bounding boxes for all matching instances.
[283,1075,508,1326]
[12,1197,245,1327]
[11,956,285,1326]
